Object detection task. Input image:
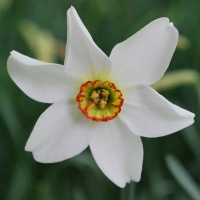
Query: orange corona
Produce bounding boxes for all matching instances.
[76,80,124,122]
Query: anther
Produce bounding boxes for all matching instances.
[90,89,110,109]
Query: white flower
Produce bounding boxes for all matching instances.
[7,6,194,187]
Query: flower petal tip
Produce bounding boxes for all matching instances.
[32,151,48,164]
[119,182,126,188]
[10,50,16,55]
[67,6,76,16]
[24,142,32,152]
[9,50,27,61]
[70,5,75,10]
[167,20,178,35]
[118,176,141,188]
[189,113,195,125]
[7,51,16,65]
[134,176,141,183]
[191,112,195,118]
[115,178,131,188]
[159,17,177,31]
[112,174,142,188]
[182,109,195,121]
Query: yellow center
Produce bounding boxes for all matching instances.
[76,80,124,122]
[90,89,110,109]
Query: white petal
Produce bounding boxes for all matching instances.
[89,117,143,187]
[25,103,89,163]
[65,7,111,82]
[120,85,195,137]
[110,18,178,87]
[7,51,75,103]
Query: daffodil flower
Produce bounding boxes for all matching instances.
[7,7,194,187]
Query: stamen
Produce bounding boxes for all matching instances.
[76,80,123,122]
[90,89,110,109]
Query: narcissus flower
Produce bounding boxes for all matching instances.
[7,7,194,187]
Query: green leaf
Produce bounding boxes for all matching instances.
[166,155,200,200]
[182,126,200,165]
[152,69,199,92]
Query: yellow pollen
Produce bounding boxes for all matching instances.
[90,89,110,109]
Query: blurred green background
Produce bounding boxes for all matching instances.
[0,0,200,199]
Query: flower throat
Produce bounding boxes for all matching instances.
[76,80,124,122]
